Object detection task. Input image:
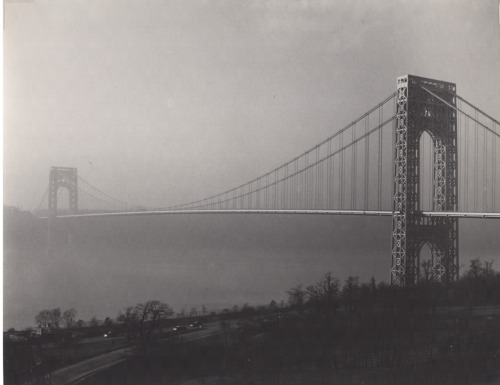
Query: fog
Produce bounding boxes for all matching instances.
[5,213,500,330]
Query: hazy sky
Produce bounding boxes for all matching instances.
[4,0,500,210]
[3,0,500,330]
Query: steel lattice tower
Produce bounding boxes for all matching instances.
[391,75,459,286]
[48,167,78,217]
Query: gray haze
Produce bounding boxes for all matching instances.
[5,215,500,330]
[5,0,500,209]
[3,1,500,330]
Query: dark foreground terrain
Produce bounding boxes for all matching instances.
[77,304,500,385]
[5,302,500,385]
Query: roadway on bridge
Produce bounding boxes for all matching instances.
[46,209,500,219]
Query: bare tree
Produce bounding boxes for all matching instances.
[35,310,52,331]
[49,308,62,329]
[62,308,77,329]
[104,317,114,328]
[467,258,482,281]
[482,260,495,279]
[465,258,495,282]
[35,308,62,331]
[117,306,138,339]
[342,276,361,326]
[307,272,340,318]
[118,300,174,352]
[287,284,306,312]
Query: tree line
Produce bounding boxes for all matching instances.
[34,308,78,331]
[287,258,500,317]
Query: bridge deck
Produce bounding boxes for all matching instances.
[42,210,500,219]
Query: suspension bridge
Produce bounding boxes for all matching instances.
[36,75,500,287]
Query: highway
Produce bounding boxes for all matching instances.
[50,322,224,385]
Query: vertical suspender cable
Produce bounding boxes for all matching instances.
[303,155,307,209]
[251,182,255,209]
[285,164,289,209]
[281,165,287,209]
[308,153,312,209]
[280,168,283,210]
[307,152,315,209]
[285,165,289,209]
[493,122,497,211]
[465,117,469,212]
[265,175,269,210]
[378,104,383,210]
[256,179,260,209]
[276,171,280,209]
[309,153,313,209]
[305,156,308,209]
[278,172,281,210]
[365,115,369,210]
[301,159,305,209]
[340,132,344,210]
[275,174,279,210]
[245,183,250,210]
[316,147,320,209]
[483,121,487,212]
[249,183,252,210]
[319,148,323,209]
[352,123,356,210]
[474,110,479,212]
[295,159,299,209]
[327,141,331,208]
[299,159,302,209]
[320,150,324,208]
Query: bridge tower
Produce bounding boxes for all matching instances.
[48,167,78,217]
[391,75,459,286]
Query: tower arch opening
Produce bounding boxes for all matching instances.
[56,186,70,214]
[419,242,432,282]
[417,240,446,283]
[419,130,434,212]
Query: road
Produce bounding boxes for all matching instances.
[50,322,224,385]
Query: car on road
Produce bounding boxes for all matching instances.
[173,325,186,332]
[190,321,203,329]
